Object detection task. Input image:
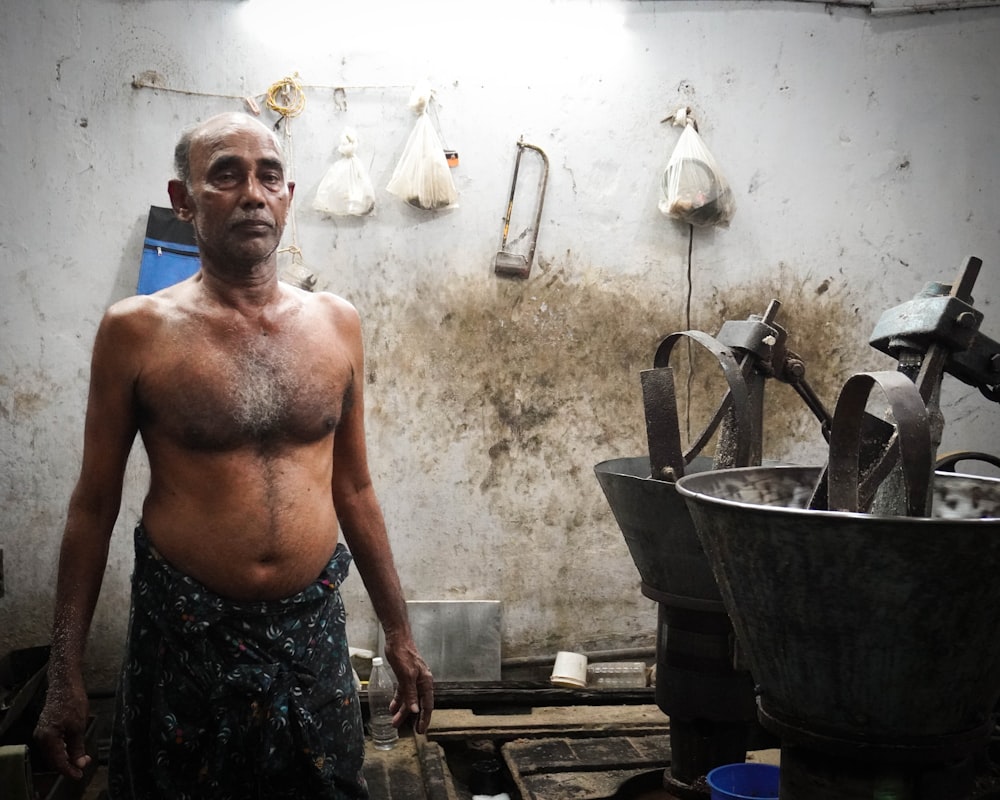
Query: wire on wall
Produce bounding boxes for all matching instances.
[684,223,695,443]
[260,75,316,290]
[659,105,736,443]
[130,73,413,113]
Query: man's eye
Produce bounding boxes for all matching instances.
[261,173,283,187]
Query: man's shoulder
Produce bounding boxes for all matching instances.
[305,287,354,310]
[101,279,196,336]
[104,292,171,326]
[299,288,360,323]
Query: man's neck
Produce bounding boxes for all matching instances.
[198,258,282,313]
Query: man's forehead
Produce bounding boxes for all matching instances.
[192,115,284,162]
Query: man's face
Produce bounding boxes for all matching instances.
[172,117,295,270]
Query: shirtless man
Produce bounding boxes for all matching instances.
[34,112,433,798]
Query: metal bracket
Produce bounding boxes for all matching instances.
[642,300,829,479]
[811,255,994,514]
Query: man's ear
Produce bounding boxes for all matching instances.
[287,180,296,201]
[167,179,193,222]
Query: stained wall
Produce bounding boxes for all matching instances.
[1,0,998,687]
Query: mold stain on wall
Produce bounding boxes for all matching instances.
[351,256,878,651]
[694,261,887,459]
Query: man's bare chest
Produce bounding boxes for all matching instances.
[138,330,350,451]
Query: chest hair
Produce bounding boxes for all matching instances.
[228,339,297,438]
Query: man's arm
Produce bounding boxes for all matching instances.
[34,304,141,778]
[328,299,434,733]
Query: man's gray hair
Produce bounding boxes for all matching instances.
[173,114,285,188]
[173,124,197,187]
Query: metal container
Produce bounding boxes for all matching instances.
[594,455,722,609]
[595,454,766,788]
[676,465,1000,760]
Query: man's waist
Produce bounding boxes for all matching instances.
[133,519,348,607]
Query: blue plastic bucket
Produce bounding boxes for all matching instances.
[706,763,780,800]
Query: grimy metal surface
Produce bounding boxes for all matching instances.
[677,465,1000,760]
[594,454,765,792]
[812,256,1000,516]
[379,601,502,683]
[594,455,721,610]
[595,301,831,796]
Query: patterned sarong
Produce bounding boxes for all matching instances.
[107,524,368,800]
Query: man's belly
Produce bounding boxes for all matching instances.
[140,516,340,601]
[140,463,341,601]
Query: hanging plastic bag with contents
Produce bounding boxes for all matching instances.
[386,86,458,211]
[659,111,735,228]
[313,127,376,217]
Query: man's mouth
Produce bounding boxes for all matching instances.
[233,218,273,232]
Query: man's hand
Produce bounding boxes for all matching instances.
[33,678,93,780]
[384,637,434,734]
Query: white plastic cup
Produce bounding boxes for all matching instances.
[550,651,588,688]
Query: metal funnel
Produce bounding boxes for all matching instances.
[595,455,771,791]
[594,455,722,609]
[676,465,1000,761]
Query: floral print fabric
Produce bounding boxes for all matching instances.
[107,524,367,799]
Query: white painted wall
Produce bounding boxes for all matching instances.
[1,0,998,687]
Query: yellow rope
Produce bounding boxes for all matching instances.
[264,74,307,118]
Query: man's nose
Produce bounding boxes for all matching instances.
[241,175,267,207]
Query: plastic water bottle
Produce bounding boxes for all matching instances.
[368,657,398,750]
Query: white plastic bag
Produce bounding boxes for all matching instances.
[659,115,735,228]
[313,127,375,217]
[386,86,458,211]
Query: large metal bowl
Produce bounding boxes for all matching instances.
[676,465,1000,758]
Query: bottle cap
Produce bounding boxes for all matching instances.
[372,657,383,667]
